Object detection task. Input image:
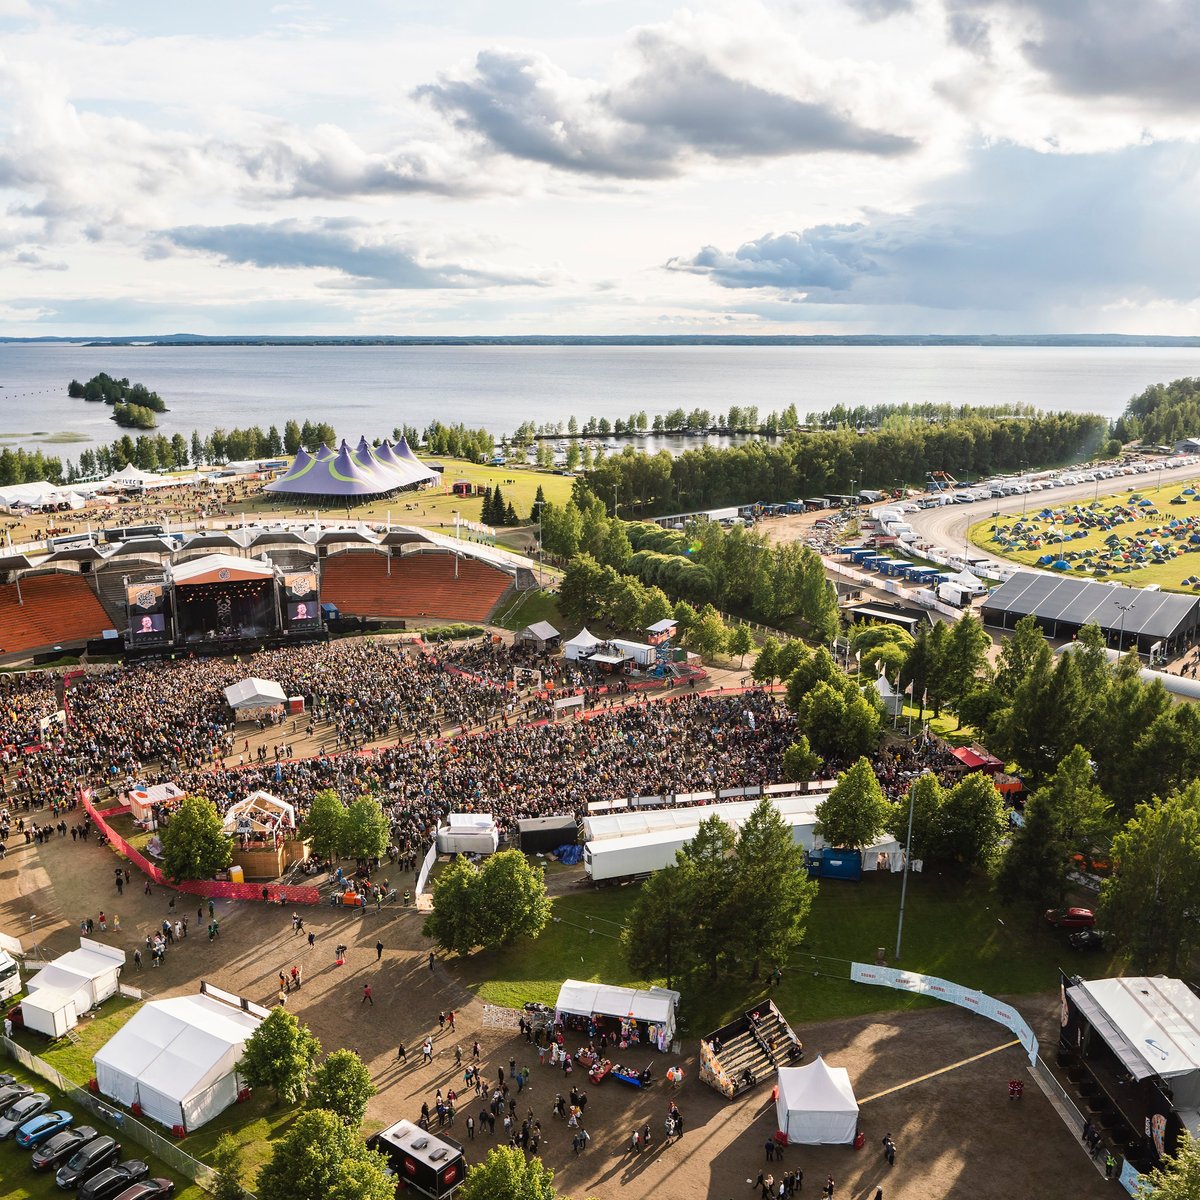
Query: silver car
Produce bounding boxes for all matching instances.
[0,1091,50,1138]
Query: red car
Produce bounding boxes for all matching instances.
[1045,907,1096,929]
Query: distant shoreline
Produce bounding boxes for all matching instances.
[2,334,1200,349]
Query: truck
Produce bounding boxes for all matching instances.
[368,1120,464,1198]
[0,947,20,1003]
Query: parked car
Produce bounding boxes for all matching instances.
[0,1092,51,1137]
[1069,929,1109,952]
[55,1135,123,1189]
[112,1179,176,1200]
[32,1126,100,1172]
[16,1110,74,1148]
[0,1081,33,1112]
[1044,906,1096,929]
[78,1161,151,1200]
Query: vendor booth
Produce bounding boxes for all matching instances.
[436,814,500,856]
[554,979,679,1052]
[222,791,296,846]
[222,677,287,715]
[775,1057,860,1145]
[126,782,184,825]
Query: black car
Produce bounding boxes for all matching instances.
[1069,928,1109,952]
[55,1136,123,1189]
[0,1073,14,1087]
[0,1081,33,1112]
[113,1179,175,1200]
[78,1161,151,1200]
[32,1126,100,1172]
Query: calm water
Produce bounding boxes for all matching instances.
[1,344,1199,454]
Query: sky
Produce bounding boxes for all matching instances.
[1,0,1198,336]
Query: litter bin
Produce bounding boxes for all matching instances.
[228,865,245,884]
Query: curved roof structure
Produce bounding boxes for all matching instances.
[265,438,436,501]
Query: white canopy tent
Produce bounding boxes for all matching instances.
[775,1057,860,1145]
[223,677,287,711]
[23,940,125,1038]
[126,782,184,823]
[93,992,262,1131]
[563,627,602,661]
[554,979,680,1047]
[104,464,162,490]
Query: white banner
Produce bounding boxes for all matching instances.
[851,962,1038,1064]
[554,694,586,711]
[415,839,439,897]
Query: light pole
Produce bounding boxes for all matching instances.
[451,510,460,579]
[1116,599,1136,655]
[895,776,921,961]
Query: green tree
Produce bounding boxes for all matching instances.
[341,797,390,861]
[457,1146,558,1200]
[621,864,692,987]
[687,603,729,661]
[474,850,552,949]
[992,614,1046,702]
[639,585,674,628]
[308,1049,375,1128]
[792,678,880,761]
[303,789,348,860]
[160,794,231,882]
[256,1109,393,1200]
[752,635,781,684]
[1101,782,1200,974]
[674,816,738,982]
[888,772,946,864]
[816,758,890,849]
[212,1134,244,1200]
[728,623,753,667]
[672,599,698,637]
[781,736,823,783]
[422,854,480,957]
[731,799,818,979]
[529,484,547,522]
[1139,1131,1200,1200]
[558,554,605,623]
[940,773,1007,868]
[941,613,991,723]
[238,1007,322,1105]
[283,420,303,454]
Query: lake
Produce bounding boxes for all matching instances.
[1,343,1198,455]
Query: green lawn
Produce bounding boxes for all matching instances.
[0,1060,205,1200]
[453,873,1114,1035]
[11,996,141,1084]
[968,475,1200,593]
[491,590,565,633]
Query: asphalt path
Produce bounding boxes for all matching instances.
[893,460,1200,577]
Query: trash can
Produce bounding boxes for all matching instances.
[228,865,244,884]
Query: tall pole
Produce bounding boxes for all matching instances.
[895,780,917,961]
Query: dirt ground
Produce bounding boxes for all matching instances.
[1,823,1109,1200]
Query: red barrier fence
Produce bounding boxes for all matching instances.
[79,789,321,905]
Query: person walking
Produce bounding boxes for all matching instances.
[448,1010,455,1031]
[423,1037,434,1064]
[376,940,384,961]
[466,1115,475,1140]
[396,1041,407,1063]
[429,950,436,971]
[133,948,142,970]
[362,984,374,1005]
[307,930,316,949]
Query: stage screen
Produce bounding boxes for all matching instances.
[282,571,319,630]
[287,601,319,627]
[132,613,166,636]
[126,582,170,645]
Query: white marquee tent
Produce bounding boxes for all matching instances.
[223,677,287,711]
[23,940,125,1039]
[554,979,680,1046]
[775,1057,860,1145]
[563,627,602,661]
[93,991,263,1131]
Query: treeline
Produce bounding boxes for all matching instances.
[511,403,804,442]
[584,409,1107,516]
[1113,377,1200,445]
[0,446,66,487]
[806,401,1040,428]
[540,483,838,637]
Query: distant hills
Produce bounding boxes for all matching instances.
[2,333,1200,348]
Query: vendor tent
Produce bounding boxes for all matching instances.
[93,992,262,1131]
[554,979,680,1047]
[518,621,562,649]
[222,790,296,837]
[563,627,602,661]
[775,1057,859,1145]
[126,782,184,823]
[223,678,287,711]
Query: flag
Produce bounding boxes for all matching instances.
[921,688,928,707]
[904,680,914,696]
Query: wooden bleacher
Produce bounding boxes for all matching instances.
[321,551,513,623]
[0,573,111,655]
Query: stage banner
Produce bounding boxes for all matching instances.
[415,839,438,897]
[851,962,1038,1065]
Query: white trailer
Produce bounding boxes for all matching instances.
[581,793,829,844]
[611,640,656,668]
[435,814,500,856]
[0,945,21,1003]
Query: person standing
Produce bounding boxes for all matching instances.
[466,1114,474,1140]
[362,984,374,1005]
[376,940,384,961]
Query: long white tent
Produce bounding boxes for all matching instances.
[94,991,263,1131]
[554,979,680,1046]
[776,1057,860,1145]
[223,677,287,710]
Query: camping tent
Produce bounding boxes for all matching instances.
[223,678,287,711]
[93,992,263,1131]
[23,940,125,1038]
[563,627,602,661]
[554,979,680,1049]
[775,1057,859,1145]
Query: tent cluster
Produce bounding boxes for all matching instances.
[265,436,437,501]
[984,489,1200,584]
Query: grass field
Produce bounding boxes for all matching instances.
[0,1060,205,1200]
[491,590,565,633]
[455,871,1113,1034]
[968,475,1200,593]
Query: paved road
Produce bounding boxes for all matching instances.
[895,461,1200,577]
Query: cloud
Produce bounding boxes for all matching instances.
[845,0,915,17]
[949,1,1200,110]
[160,218,544,290]
[416,32,915,180]
[667,140,1200,312]
[13,249,67,270]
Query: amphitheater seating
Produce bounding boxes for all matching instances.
[0,573,112,655]
[321,551,512,623]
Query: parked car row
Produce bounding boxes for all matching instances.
[0,1075,174,1200]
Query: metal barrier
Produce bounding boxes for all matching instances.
[1,1036,220,1193]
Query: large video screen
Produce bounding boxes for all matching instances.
[132,613,167,637]
[287,601,319,626]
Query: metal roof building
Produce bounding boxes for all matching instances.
[981,571,1200,655]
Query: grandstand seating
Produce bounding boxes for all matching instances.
[0,573,111,655]
[321,550,512,622]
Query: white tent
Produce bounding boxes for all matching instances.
[93,992,262,1131]
[223,678,287,711]
[105,464,161,490]
[872,670,905,718]
[554,979,680,1047]
[775,1057,860,1145]
[23,940,124,1038]
[126,782,185,823]
[563,627,602,661]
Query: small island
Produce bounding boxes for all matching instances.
[68,371,168,429]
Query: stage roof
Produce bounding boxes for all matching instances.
[264,437,436,499]
[172,553,275,586]
[983,571,1199,640]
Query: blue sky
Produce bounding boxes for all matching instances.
[1,0,1198,335]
